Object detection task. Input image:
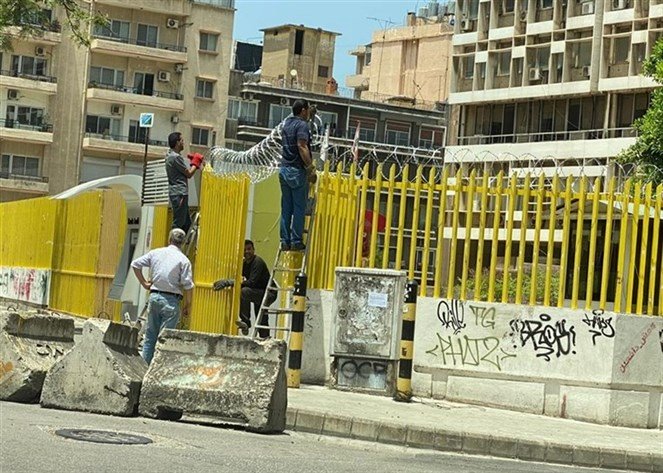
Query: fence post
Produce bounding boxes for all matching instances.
[287,272,307,388]
[395,279,418,402]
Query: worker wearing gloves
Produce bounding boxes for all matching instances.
[165,131,204,234]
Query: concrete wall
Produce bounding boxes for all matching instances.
[302,290,663,429]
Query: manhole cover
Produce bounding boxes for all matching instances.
[55,429,152,445]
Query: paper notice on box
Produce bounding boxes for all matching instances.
[367,292,388,308]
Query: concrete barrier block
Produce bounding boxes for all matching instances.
[0,311,74,402]
[40,318,147,416]
[446,376,545,414]
[138,330,287,433]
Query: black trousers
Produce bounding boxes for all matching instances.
[170,194,191,234]
[240,287,277,338]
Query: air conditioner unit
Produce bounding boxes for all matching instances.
[7,89,19,100]
[157,70,171,82]
[613,0,627,10]
[582,65,590,77]
[166,18,179,29]
[174,63,184,73]
[460,19,471,31]
[35,46,45,57]
[529,67,541,81]
[581,2,594,15]
[110,104,123,115]
[170,115,179,124]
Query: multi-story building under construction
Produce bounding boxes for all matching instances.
[1,0,234,202]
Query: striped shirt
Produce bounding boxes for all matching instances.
[131,245,194,296]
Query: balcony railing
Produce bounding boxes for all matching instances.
[88,82,183,100]
[0,118,53,132]
[457,127,638,146]
[242,75,447,112]
[84,132,168,147]
[0,172,48,182]
[0,69,57,83]
[91,34,187,53]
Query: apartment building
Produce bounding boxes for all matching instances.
[259,24,340,95]
[0,0,234,202]
[446,0,658,176]
[347,3,455,109]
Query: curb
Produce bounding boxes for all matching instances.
[286,408,663,473]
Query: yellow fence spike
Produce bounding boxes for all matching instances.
[433,166,450,298]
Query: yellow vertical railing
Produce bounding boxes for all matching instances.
[599,177,617,310]
[614,179,632,313]
[420,167,436,295]
[446,169,462,299]
[530,174,545,306]
[501,175,518,303]
[474,173,490,300]
[354,163,371,267]
[557,178,573,307]
[408,167,423,280]
[636,183,652,315]
[395,166,409,272]
[433,166,449,298]
[515,173,531,304]
[368,164,384,268]
[648,184,663,315]
[382,165,397,270]
[543,174,560,307]
[460,169,476,300]
[488,172,504,303]
[570,176,587,309]
[584,178,602,310]
[625,181,642,313]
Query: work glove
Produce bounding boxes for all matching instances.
[212,278,235,291]
[187,152,205,169]
[306,164,317,184]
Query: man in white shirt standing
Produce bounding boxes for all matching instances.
[131,228,194,364]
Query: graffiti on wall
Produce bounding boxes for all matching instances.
[426,299,621,371]
[620,322,657,373]
[0,267,50,305]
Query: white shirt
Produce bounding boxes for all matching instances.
[131,245,194,296]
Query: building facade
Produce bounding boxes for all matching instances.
[1,0,235,202]
[446,0,658,175]
[347,4,455,109]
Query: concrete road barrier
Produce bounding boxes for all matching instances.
[0,311,75,402]
[41,318,147,416]
[139,330,287,433]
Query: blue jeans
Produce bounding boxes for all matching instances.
[142,292,181,364]
[279,167,308,246]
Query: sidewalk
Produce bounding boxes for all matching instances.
[287,386,663,473]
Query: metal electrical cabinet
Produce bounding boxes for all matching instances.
[330,267,406,395]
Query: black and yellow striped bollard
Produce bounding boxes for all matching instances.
[395,280,418,402]
[287,272,307,388]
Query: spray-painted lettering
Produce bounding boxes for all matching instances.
[581,309,615,345]
[426,333,516,371]
[436,299,466,334]
[509,314,576,361]
[469,305,496,329]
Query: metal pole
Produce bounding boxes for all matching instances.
[395,279,417,402]
[287,272,307,388]
[141,127,150,206]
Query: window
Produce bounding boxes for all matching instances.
[6,106,44,127]
[269,104,291,127]
[536,47,550,70]
[196,79,214,99]
[199,32,219,52]
[192,127,210,146]
[11,55,47,76]
[85,115,121,137]
[228,98,258,121]
[612,37,630,64]
[294,29,304,55]
[497,52,511,76]
[348,118,377,142]
[419,127,445,149]
[364,47,372,66]
[539,0,553,8]
[134,72,155,95]
[137,24,158,47]
[1,154,40,177]
[385,122,411,146]
[128,120,147,144]
[463,56,475,79]
[93,19,130,42]
[318,65,329,78]
[90,66,125,87]
[502,0,515,13]
[317,111,337,133]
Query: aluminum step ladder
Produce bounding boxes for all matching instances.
[250,193,316,342]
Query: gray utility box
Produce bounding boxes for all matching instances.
[330,267,406,395]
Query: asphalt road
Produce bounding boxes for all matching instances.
[0,402,628,473]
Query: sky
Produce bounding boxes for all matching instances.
[232,0,421,86]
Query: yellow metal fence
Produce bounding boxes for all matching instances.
[308,163,663,316]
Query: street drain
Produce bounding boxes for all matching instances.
[55,429,153,445]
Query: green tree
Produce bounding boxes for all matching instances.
[619,38,663,184]
[0,0,107,50]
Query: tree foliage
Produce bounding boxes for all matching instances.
[619,38,663,184]
[0,0,107,50]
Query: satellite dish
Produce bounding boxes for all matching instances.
[290,69,298,77]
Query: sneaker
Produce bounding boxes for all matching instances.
[235,320,249,336]
[291,242,306,251]
[280,242,291,251]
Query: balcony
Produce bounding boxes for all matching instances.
[90,35,187,64]
[0,69,57,94]
[82,133,169,158]
[87,83,184,111]
[346,74,370,90]
[4,25,61,44]
[0,118,53,144]
[0,172,49,195]
[93,0,188,15]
